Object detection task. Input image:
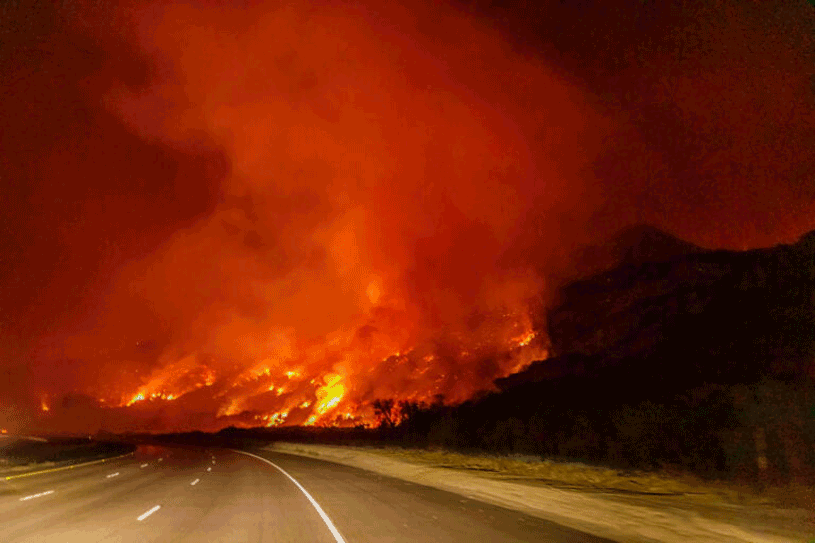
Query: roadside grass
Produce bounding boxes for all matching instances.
[0,439,135,478]
[327,445,814,511]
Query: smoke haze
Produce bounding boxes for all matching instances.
[1,0,813,433]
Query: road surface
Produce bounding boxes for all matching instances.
[0,445,616,542]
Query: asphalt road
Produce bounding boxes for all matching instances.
[0,445,616,542]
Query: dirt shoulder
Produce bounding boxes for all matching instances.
[265,442,814,543]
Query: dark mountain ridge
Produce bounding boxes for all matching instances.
[568,224,705,281]
[498,226,815,396]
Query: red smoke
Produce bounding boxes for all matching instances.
[2,0,813,433]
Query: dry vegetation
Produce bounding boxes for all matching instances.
[0,439,134,478]
[336,445,815,511]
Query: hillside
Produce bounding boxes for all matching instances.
[504,227,815,395]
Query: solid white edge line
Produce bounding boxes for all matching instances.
[106,472,120,478]
[137,505,161,521]
[19,490,54,501]
[191,478,199,486]
[231,450,346,543]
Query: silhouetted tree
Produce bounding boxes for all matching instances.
[372,399,397,429]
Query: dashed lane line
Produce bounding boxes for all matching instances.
[137,505,161,521]
[3,452,135,481]
[19,490,54,501]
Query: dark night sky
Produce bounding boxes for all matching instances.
[1,0,813,433]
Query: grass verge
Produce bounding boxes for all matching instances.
[0,439,135,478]
[313,445,814,511]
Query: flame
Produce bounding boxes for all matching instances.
[112,289,544,429]
[120,354,216,407]
[40,396,50,412]
[126,391,178,406]
[265,411,288,427]
[314,374,345,416]
[219,398,243,417]
[514,330,536,347]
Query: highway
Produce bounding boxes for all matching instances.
[0,445,616,542]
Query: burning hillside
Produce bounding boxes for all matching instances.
[115,310,543,429]
[2,0,813,434]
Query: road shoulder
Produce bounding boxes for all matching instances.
[265,442,813,543]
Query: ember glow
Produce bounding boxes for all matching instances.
[2,1,813,434]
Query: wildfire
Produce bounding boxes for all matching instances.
[514,330,536,347]
[314,374,345,416]
[40,396,50,412]
[320,395,342,413]
[112,307,544,429]
[127,391,178,406]
[120,355,218,407]
[220,398,243,417]
[265,412,288,427]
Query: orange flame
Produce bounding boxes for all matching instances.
[111,307,545,428]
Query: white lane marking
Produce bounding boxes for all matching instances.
[137,505,161,521]
[206,467,211,472]
[140,463,148,468]
[106,472,120,478]
[19,490,54,501]
[4,451,135,481]
[231,450,346,543]
[190,478,200,486]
